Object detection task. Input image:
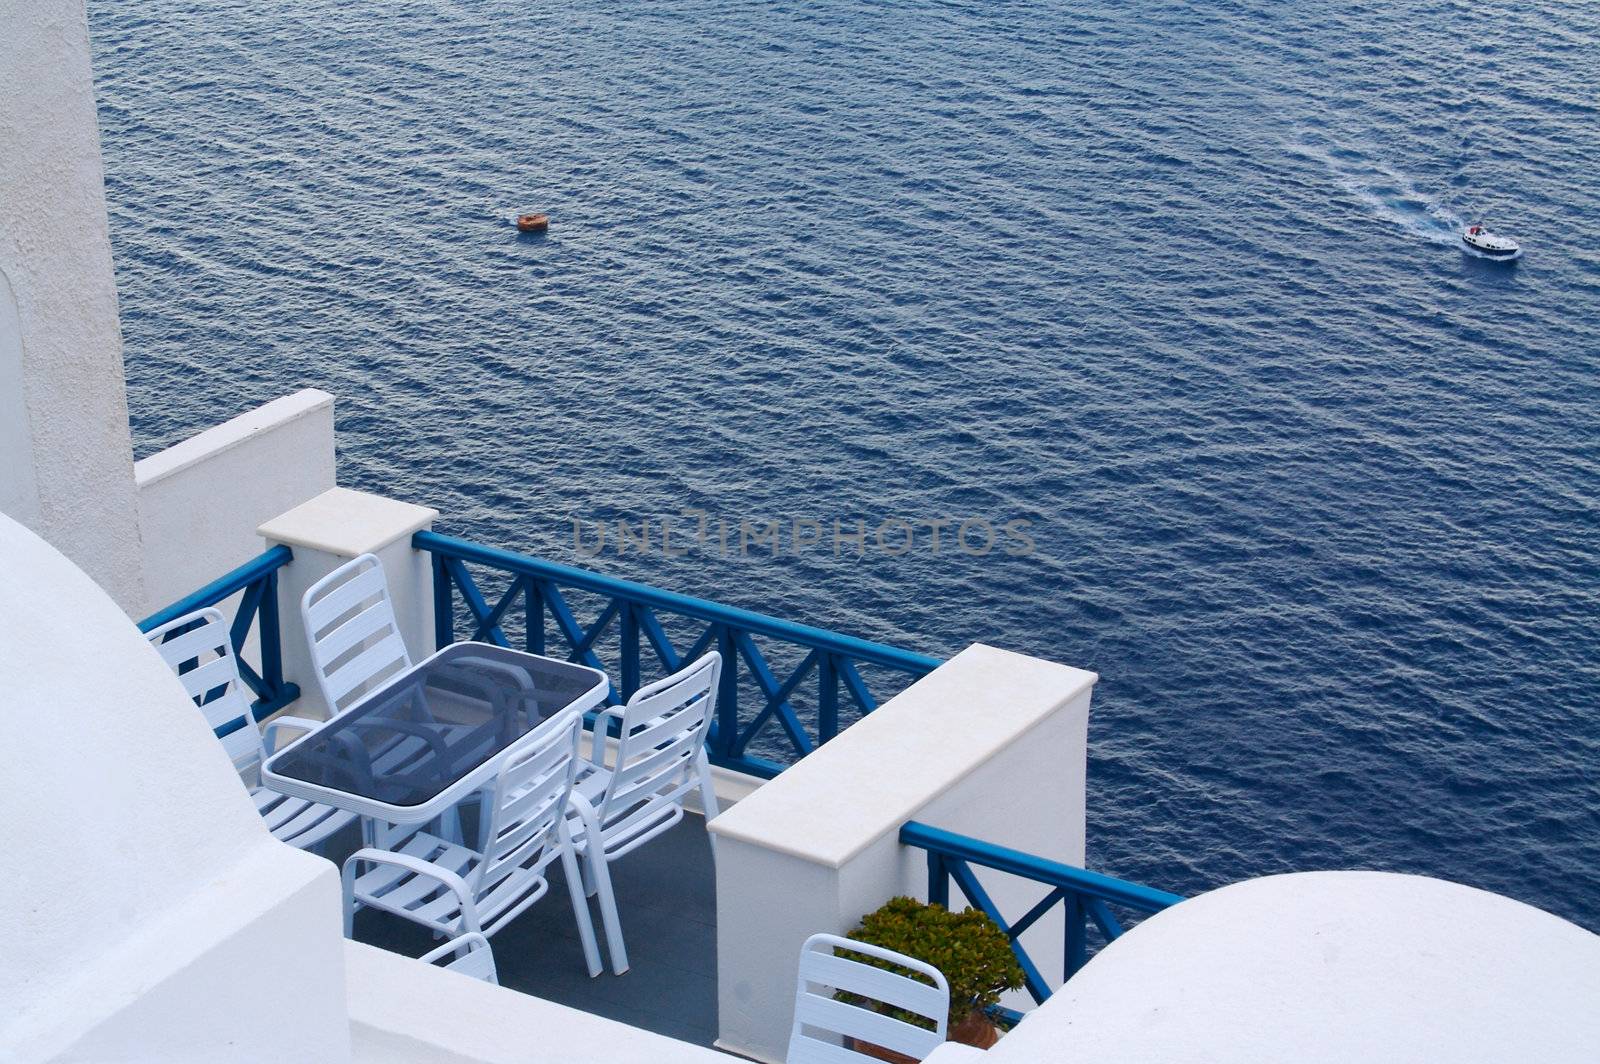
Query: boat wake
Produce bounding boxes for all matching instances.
[1289,130,1466,248]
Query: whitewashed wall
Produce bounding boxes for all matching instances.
[0,512,352,1063]
[0,0,337,621]
[708,644,1095,1063]
[0,0,146,611]
[134,388,336,616]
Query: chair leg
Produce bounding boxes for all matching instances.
[474,788,494,850]
[695,748,721,858]
[341,859,360,938]
[576,819,601,896]
[695,748,720,831]
[570,816,598,898]
[582,845,598,897]
[558,822,603,978]
[436,805,464,846]
[589,848,628,975]
[566,796,611,945]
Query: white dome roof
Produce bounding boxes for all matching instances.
[991,870,1600,1062]
[0,511,272,1047]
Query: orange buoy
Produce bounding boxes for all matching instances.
[516,213,549,233]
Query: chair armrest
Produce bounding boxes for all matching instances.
[346,717,453,760]
[263,715,323,753]
[342,847,482,933]
[588,706,627,767]
[452,655,538,694]
[420,931,492,966]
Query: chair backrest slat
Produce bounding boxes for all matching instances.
[314,597,403,665]
[306,564,390,631]
[796,996,937,1060]
[801,950,950,1018]
[301,554,412,714]
[788,933,950,1064]
[597,653,720,828]
[482,752,569,865]
[606,733,699,810]
[155,622,235,669]
[146,607,263,768]
[475,710,583,891]
[624,692,714,751]
[318,636,410,707]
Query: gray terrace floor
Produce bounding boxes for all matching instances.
[344,815,719,1047]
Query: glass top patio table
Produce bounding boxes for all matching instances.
[261,642,609,822]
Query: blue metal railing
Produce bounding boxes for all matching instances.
[415,529,942,778]
[137,545,300,736]
[900,821,1184,1005]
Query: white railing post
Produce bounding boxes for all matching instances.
[257,487,438,719]
[707,644,1096,1063]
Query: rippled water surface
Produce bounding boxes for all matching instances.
[91,0,1599,927]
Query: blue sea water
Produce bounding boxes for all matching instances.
[90,0,1599,928]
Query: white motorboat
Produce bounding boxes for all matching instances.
[1462,224,1520,260]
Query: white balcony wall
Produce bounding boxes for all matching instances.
[134,388,336,617]
[346,942,733,1063]
[708,643,1096,1063]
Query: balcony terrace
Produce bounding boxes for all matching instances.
[133,497,1123,1057]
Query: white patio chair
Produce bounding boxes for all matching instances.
[341,708,603,977]
[787,933,951,1063]
[301,553,414,717]
[420,931,499,985]
[146,607,356,850]
[566,651,721,975]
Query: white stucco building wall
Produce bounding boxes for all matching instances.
[0,0,147,611]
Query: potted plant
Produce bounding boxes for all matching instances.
[840,895,1025,1059]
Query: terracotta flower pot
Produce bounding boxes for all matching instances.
[844,1038,919,1064]
[949,1010,1000,1048]
[845,1009,1001,1060]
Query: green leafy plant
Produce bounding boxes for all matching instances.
[842,895,1025,1030]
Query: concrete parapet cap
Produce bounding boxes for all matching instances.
[258,487,437,557]
[134,389,333,487]
[707,643,1096,868]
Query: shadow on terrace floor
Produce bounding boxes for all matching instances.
[344,815,719,1048]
